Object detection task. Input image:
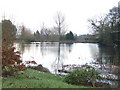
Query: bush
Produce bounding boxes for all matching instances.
[63,65,101,87]
[64,69,88,85]
[2,46,26,77]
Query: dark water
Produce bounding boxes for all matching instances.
[14,42,120,88]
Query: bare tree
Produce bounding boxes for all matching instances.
[88,14,114,45]
[40,22,46,35]
[54,12,67,40]
[40,23,52,41]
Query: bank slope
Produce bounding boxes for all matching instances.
[2,69,88,88]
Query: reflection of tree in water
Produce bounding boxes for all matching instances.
[54,43,73,74]
[66,43,73,53]
[19,43,32,59]
[95,46,120,88]
[55,43,60,74]
[97,46,120,66]
[40,42,59,57]
[115,46,120,88]
[114,46,120,65]
[40,42,44,57]
[35,43,39,47]
[24,44,31,52]
[88,44,99,59]
[15,43,25,54]
[15,43,25,57]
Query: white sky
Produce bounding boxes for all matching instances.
[0,0,119,35]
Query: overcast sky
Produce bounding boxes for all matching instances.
[0,0,119,35]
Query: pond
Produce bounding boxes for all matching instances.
[14,42,120,88]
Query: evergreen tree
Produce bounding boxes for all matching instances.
[2,19,17,46]
[65,31,75,40]
[34,30,40,41]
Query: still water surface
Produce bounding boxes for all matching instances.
[14,42,120,87]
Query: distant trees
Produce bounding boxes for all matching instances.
[40,25,53,41]
[19,25,34,42]
[34,26,59,41]
[16,12,76,42]
[33,29,76,41]
[33,13,68,42]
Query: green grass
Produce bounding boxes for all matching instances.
[2,69,89,88]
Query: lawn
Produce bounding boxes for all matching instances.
[2,69,88,88]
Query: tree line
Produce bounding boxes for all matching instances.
[18,26,75,42]
[2,4,120,45]
[17,12,76,42]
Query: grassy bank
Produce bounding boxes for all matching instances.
[2,69,89,88]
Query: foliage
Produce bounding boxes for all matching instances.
[2,19,26,77]
[19,25,35,42]
[65,31,75,40]
[88,5,120,46]
[34,30,41,41]
[2,20,17,47]
[83,65,101,87]
[64,65,101,87]
[64,69,87,85]
[2,69,88,88]
[2,46,26,76]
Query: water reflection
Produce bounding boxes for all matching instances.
[14,42,120,87]
[98,46,120,65]
[14,42,102,71]
[95,46,120,88]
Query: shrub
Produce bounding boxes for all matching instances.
[2,46,26,76]
[64,69,88,85]
[63,65,101,87]
[83,65,101,87]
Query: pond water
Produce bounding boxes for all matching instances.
[14,42,120,88]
